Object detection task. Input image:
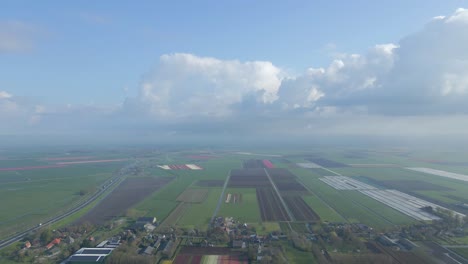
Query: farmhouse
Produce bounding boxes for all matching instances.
[46,238,61,250]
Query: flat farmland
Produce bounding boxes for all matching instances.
[177,188,209,203]
[343,191,416,224]
[302,195,344,222]
[256,188,291,221]
[267,168,309,193]
[136,176,193,221]
[333,167,468,205]
[137,157,239,222]
[282,195,320,222]
[218,188,261,223]
[78,177,172,224]
[196,180,224,187]
[159,203,190,227]
[305,157,349,168]
[177,188,222,228]
[308,168,336,176]
[243,159,267,169]
[228,168,270,187]
[294,173,399,229]
[0,162,123,238]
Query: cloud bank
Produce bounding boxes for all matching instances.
[3,8,468,142]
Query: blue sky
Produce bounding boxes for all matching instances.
[2,1,468,142]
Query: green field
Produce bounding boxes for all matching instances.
[218,188,261,223]
[2,146,468,257]
[302,195,344,223]
[177,188,222,228]
[334,167,468,204]
[294,171,401,229]
[0,161,124,238]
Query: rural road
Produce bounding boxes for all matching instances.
[211,170,232,224]
[0,162,135,250]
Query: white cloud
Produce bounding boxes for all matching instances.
[5,8,468,141]
[139,53,283,117]
[0,91,12,99]
[445,8,468,23]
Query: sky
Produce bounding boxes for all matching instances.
[2,1,468,144]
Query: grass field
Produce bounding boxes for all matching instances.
[218,188,261,223]
[0,162,123,238]
[177,188,223,229]
[294,172,399,229]
[281,241,318,264]
[302,195,344,223]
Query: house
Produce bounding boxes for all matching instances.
[136,217,157,225]
[24,241,31,249]
[46,238,61,250]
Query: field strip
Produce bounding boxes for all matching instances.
[348,163,400,167]
[319,175,465,222]
[294,176,347,221]
[319,166,342,176]
[313,178,396,226]
[211,170,232,223]
[55,159,128,165]
[0,174,104,185]
[320,176,377,190]
[234,152,282,157]
[359,189,465,221]
[407,167,468,182]
[264,168,295,222]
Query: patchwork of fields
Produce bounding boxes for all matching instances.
[2,147,468,258]
[0,153,129,237]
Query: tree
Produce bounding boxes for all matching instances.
[39,228,53,244]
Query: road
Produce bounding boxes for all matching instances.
[211,170,232,224]
[0,162,136,250]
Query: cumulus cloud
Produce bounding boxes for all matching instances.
[0,91,12,99]
[138,53,283,117]
[0,21,40,53]
[5,8,468,141]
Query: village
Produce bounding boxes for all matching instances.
[2,207,465,264]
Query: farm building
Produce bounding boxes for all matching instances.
[95,236,121,248]
[143,246,154,255]
[46,238,61,250]
[66,248,114,263]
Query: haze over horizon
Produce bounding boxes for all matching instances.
[2,1,468,144]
